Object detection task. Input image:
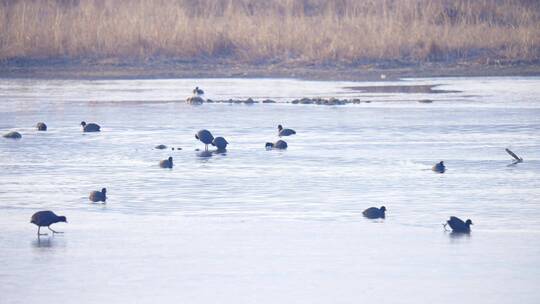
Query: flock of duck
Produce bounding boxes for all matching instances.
[3,86,525,237]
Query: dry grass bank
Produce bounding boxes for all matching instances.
[0,0,539,65]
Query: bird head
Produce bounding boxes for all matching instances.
[277,125,283,131]
[466,219,473,226]
[101,188,107,194]
[265,142,274,149]
[58,216,67,223]
[80,121,86,127]
[380,206,386,212]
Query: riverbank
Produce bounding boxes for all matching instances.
[1,59,539,81]
[2,1,539,71]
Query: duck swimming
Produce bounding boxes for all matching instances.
[81,121,100,132]
[265,140,288,150]
[36,122,47,131]
[362,206,386,219]
[89,188,107,203]
[160,156,173,168]
[278,125,296,137]
[432,161,445,173]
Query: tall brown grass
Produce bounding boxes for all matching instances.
[0,0,539,64]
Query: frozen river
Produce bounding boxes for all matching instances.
[1,77,539,303]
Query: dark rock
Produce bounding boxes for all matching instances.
[3,131,22,139]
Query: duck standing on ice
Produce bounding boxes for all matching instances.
[30,211,67,236]
[193,87,204,96]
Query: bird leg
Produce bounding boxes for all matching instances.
[442,223,449,231]
[38,226,48,236]
[205,144,208,151]
[48,226,63,234]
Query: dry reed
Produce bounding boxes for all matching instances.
[0,0,539,64]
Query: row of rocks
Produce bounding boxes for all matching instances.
[206,98,259,104]
[290,97,366,105]
[187,97,435,105]
[186,97,375,105]
[3,122,48,139]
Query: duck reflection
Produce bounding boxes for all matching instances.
[448,231,471,240]
[32,236,54,248]
[197,149,227,158]
[213,148,227,155]
[197,150,213,158]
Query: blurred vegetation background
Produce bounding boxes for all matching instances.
[0,0,538,65]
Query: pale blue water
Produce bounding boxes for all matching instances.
[1,77,539,303]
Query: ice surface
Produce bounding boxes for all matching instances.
[1,77,539,303]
